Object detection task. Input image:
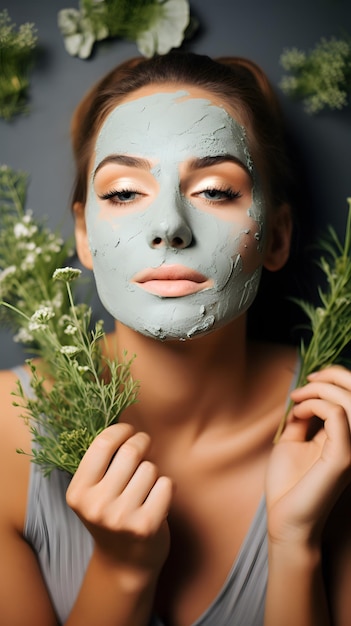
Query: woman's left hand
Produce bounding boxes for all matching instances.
[266,365,351,546]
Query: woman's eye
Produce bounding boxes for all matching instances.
[198,187,242,203]
[98,189,141,204]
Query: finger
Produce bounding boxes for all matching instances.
[119,460,159,509]
[99,431,152,495]
[306,365,351,390]
[139,476,174,533]
[280,413,311,442]
[74,423,136,485]
[293,398,351,459]
[291,382,351,421]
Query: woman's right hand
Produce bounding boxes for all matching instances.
[66,423,173,582]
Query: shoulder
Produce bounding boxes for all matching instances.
[0,365,32,533]
[0,365,59,623]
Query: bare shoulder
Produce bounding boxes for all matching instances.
[0,366,58,623]
[0,366,32,532]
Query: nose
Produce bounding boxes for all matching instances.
[147,197,193,250]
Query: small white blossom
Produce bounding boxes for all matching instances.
[0,265,17,283]
[13,327,34,343]
[60,345,80,356]
[28,306,55,331]
[21,252,36,270]
[25,241,36,251]
[64,324,78,335]
[14,222,30,238]
[22,211,33,223]
[53,267,82,282]
[58,313,73,327]
[29,320,47,332]
[31,306,55,324]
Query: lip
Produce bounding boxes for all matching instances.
[132,264,213,297]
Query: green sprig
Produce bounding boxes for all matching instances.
[12,272,139,475]
[0,9,38,121]
[274,198,351,442]
[279,36,351,114]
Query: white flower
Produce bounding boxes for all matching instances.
[22,211,33,223]
[14,222,30,238]
[21,252,36,270]
[58,6,108,59]
[25,241,36,251]
[53,267,82,282]
[14,221,38,239]
[60,345,80,356]
[0,265,17,283]
[28,306,55,331]
[58,313,72,327]
[31,306,55,321]
[13,327,34,344]
[136,0,190,57]
[64,324,78,335]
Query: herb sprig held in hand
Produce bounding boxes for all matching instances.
[274,198,351,442]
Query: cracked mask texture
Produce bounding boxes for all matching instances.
[86,91,266,340]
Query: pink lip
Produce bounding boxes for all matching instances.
[132,265,213,297]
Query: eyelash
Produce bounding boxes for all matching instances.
[98,188,141,205]
[197,186,242,204]
[98,185,242,207]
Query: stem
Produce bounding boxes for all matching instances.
[65,280,109,416]
[0,300,31,322]
[2,168,26,216]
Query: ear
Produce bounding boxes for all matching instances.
[73,202,93,270]
[263,203,292,271]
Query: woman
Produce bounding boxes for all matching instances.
[1,52,351,626]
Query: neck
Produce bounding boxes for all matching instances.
[109,316,250,439]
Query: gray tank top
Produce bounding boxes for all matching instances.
[18,365,273,625]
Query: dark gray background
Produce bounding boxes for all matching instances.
[1,0,351,368]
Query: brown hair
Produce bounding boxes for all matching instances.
[71,52,292,210]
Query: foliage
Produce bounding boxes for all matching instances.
[0,166,139,475]
[0,9,38,121]
[12,269,139,476]
[58,0,195,59]
[280,36,351,114]
[0,165,73,352]
[274,198,351,442]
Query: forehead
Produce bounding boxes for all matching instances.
[94,88,252,169]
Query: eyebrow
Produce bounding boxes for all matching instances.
[94,154,152,178]
[187,154,250,173]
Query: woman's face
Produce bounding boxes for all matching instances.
[85,85,267,340]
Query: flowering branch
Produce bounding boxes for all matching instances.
[279,36,351,114]
[11,269,139,476]
[57,0,197,59]
[0,10,38,121]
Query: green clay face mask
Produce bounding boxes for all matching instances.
[86,90,266,340]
